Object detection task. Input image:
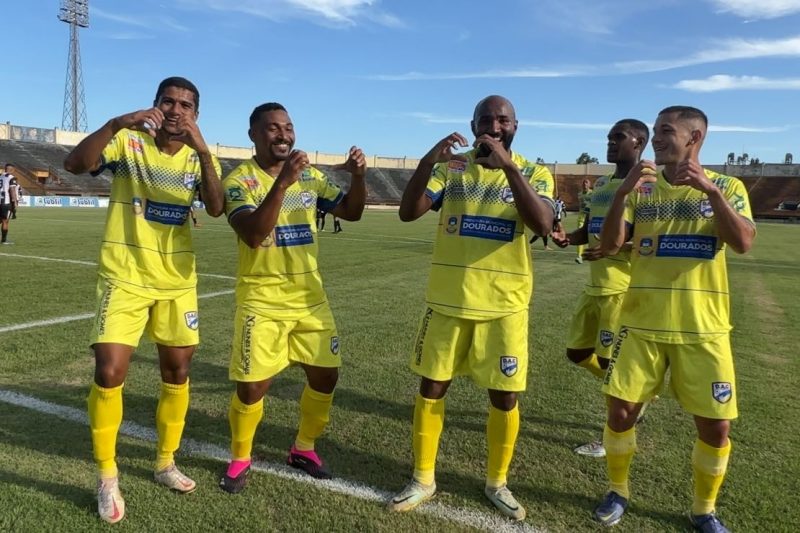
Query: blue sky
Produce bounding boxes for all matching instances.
[3,0,800,164]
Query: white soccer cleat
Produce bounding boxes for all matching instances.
[484,485,526,521]
[388,479,436,512]
[574,440,606,458]
[97,477,125,524]
[154,464,197,494]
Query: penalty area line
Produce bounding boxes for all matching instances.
[0,389,544,533]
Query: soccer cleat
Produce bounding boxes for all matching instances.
[484,485,526,521]
[97,477,125,524]
[594,491,628,527]
[154,464,197,494]
[690,513,730,533]
[287,447,332,479]
[219,464,250,494]
[575,256,583,264]
[574,440,606,458]
[388,479,436,512]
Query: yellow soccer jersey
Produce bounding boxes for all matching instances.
[94,128,221,299]
[424,150,555,320]
[223,158,344,320]
[584,175,631,296]
[621,168,754,343]
[579,188,593,215]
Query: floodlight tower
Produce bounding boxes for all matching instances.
[58,0,89,132]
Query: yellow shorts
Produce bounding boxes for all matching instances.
[410,308,528,392]
[229,303,340,382]
[566,292,625,358]
[602,328,737,420]
[90,278,199,347]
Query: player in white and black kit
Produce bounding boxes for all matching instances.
[0,163,18,244]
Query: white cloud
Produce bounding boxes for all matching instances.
[708,124,789,132]
[366,67,588,81]
[708,0,800,19]
[105,32,156,40]
[673,74,800,91]
[93,6,189,32]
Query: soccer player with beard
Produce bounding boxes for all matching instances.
[389,95,558,520]
[593,107,755,532]
[64,76,224,524]
[556,119,648,458]
[218,103,366,492]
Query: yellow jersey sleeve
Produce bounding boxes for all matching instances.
[425,161,451,211]
[312,168,344,212]
[224,174,258,221]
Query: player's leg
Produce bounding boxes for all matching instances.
[575,214,586,263]
[219,379,270,493]
[1,205,10,243]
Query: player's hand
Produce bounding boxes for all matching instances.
[473,135,513,170]
[343,146,367,178]
[618,160,657,195]
[582,245,605,261]
[115,108,165,138]
[276,150,309,188]
[421,132,470,166]
[170,115,209,154]
[673,159,716,194]
[550,222,569,248]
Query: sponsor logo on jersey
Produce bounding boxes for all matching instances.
[500,356,518,377]
[445,215,459,234]
[132,197,143,215]
[144,199,190,226]
[534,180,549,193]
[227,186,244,201]
[588,216,604,234]
[300,191,315,209]
[656,234,717,260]
[639,237,654,256]
[712,382,732,404]
[459,215,515,242]
[600,330,614,347]
[242,315,256,375]
[447,160,467,173]
[500,187,515,204]
[330,336,340,355]
[700,199,714,218]
[242,177,259,191]
[183,173,197,190]
[637,205,658,218]
[732,194,746,213]
[127,133,144,154]
[184,311,199,330]
[275,224,314,247]
[300,169,315,182]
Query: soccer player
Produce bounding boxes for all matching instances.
[575,179,593,264]
[218,102,366,493]
[593,106,755,532]
[556,120,649,458]
[389,95,558,520]
[63,76,224,524]
[0,163,18,242]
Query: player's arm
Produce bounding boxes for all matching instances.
[673,160,754,254]
[329,146,367,221]
[399,132,468,221]
[228,150,308,249]
[172,115,224,217]
[600,160,656,256]
[63,108,165,174]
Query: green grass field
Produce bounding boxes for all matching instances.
[1,208,798,532]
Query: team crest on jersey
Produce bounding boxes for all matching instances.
[227,186,244,201]
[445,215,459,234]
[600,330,615,347]
[127,133,144,154]
[183,173,197,190]
[300,191,315,209]
[448,160,467,173]
[242,177,259,191]
[521,166,534,177]
[132,197,143,215]
[700,199,714,218]
[500,356,518,377]
[330,336,340,355]
[712,382,732,404]
[732,194,746,213]
[500,187,515,204]
[184,311,199,330]
[638,183,654,196]
[639,237,654,256]
[534,180,549,193]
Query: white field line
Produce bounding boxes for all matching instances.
[0,389,544,533]
[0,289,234,334]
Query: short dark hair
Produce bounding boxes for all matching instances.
[249,102,288,127]
[658,106,708,127]
[615,118,650,145]
[4,163,13,170]
[154,76,200,110]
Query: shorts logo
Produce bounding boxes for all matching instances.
[459,215,515,242]
[448,160,467,173]
[500,187,515,204]
[639,237,654,256]
[600,330,614,347]
[657,234,717,260]
[300,191,314,209]
[184,311,199,330]
[414,308,433,366]
[132,197,143,215]
[330,336,340,355]
[227,186,244,202]
[183,173,197,190]
[500,356,518,377]
[712,382,732,404]
[700,199,714,218]
[445,215,459,234]
[242,315,255,375]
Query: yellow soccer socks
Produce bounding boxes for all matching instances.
[295,385,334,452]
[228,393,264,461]
[692,439,731,515]
[486,404,520,488]
[155,380,190,471]
[604,425,637,499]
[412,394,445,486]
[88,383,124,479]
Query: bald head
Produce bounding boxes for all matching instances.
[473,95,516,122]
[471,95,518,151]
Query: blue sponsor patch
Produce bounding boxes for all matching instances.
[144,200,190,225]
[656,234,717,260]
[588,216,604,234]
[459,215,515,242]
[712,382,732,404]
[275,224,314,247]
